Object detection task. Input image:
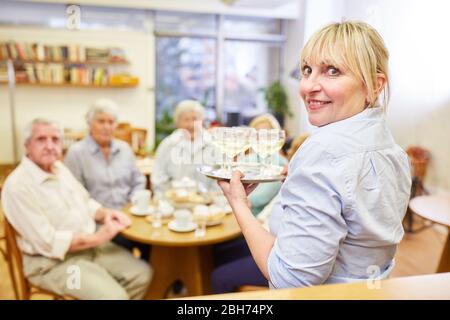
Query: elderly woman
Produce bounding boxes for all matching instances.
[247,114,287,216]
[218,21,411,289]
[65,98,148,256]
[151,99,216,195]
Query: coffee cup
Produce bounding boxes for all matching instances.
[158,200,174,217]
[173,209,191,229]
[132,190,151,212]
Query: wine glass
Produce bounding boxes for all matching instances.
[210,127,227,174]
[251,129,286,176]
[232,127,254,165]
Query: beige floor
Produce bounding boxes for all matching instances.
[0,215,447,300]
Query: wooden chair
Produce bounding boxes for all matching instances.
[405,146,431,233]
[4,219,74,300]
[131,127,148,156]
[0,167,17,298]
[114,124,148,156]
[114,126,132,145]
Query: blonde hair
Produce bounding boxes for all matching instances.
[249,113,281,130]
[173,100,205,124]
[287,132,309,161]
[301,21,389,109]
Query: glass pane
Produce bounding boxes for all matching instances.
[155,11,216,34]
[224,16,281,35]
[155,37,216,144]
[223,41,280,125]
[78,6,147,31]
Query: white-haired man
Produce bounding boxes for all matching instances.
[1,118,152,299]
[64,99,149,258]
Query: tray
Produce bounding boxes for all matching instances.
[197,163,284,184]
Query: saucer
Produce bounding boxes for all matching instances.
[168,220,197,233]
[130,205,154,216]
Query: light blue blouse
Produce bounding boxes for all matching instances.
[267,108,412,288]
[64,135,146,209]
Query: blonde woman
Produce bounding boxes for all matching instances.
[218,21,411,288]
[212,132,307,293]
[246,114,287,216]
[248,113,281,131]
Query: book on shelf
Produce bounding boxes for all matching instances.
[0,41,137,86]
[0,41,125,63]
[0,63,8,82]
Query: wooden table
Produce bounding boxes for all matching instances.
[189,273,450,300]
[409,195,450,273]
[121,205,242,299]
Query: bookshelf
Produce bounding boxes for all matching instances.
[0,41,139,88]
[0,81,138,88]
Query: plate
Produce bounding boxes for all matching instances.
[168,220,197,233]
[197,163,284,183]
[130,205,155,216]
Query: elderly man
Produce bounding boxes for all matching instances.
[64,99,149,258]
[1,118,152,299]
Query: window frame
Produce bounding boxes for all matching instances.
[154,13,286,125]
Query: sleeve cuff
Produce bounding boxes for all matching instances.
[51,231,73,260]
[87,199,102,218]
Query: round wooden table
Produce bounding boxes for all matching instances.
[409,195,450,273]
[121,205,242,299]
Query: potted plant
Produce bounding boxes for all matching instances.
[260,80,292,127]
[154,109,176,150]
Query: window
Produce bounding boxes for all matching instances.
[155,37,216,121]
[155,12,285,131]
[223,41,281,124]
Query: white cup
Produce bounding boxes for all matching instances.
[174,209,191,229]
[132,190,151,212]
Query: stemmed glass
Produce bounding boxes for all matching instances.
[251,129,286,176]
[231,127,254,166]
[211,127,228,174]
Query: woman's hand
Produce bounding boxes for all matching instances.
[218,171,258,209]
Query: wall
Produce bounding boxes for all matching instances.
[23,0,300,19]
[0,25,155,163]
[285,0,450,193]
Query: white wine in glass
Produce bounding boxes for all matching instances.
[211,127,228,174]
[252,129,286,176]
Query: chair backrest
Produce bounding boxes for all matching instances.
[406,146,431,181]
[131,128,147,155]
[4,218,31,300]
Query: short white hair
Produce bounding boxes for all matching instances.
[86,98,119,125]
[23,118,63,144]
[173,100,205,124]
